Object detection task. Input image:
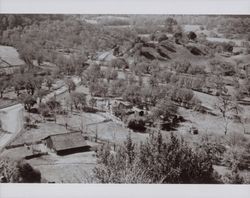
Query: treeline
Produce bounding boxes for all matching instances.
[84,62,201,110]
[0,14,66,33]
[93,130,250,184]
[0,14,136,68]
[93,131,247,183]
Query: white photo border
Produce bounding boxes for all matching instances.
[0,0,249,14]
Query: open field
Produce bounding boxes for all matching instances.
[178,107,250,135]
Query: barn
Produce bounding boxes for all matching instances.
[43,132,91,155]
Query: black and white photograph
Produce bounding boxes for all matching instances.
[1,12,250,184]
[0,1,250,197]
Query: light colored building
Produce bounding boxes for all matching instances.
[0,103,24,133]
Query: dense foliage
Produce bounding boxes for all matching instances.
[0,157,41,183]
[94,132,220,183]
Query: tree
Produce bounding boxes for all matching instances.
[110,58,128,70]
[222,145,244,170]
[89,80,109,97]
[13,74,26,96]
[0,157,41,183]
[159,70,173,83]
[19,94,37,112]
[172,61,191,74]
[35,89,48,103]
[17,160,41,183]
[140,85,164,106]
[0,77,9,98]
[187,65,206,75]
[164,17,178,33]
[38,103,51,121]
[222,167,244,184]
[148,75,159,88]
[46,98,61,122]
[122,84,142,105]
[176,88,195,107]
[84,63,103,83]
[215,95,236,135]
[65,79,76,93]
[124,133,136,165]
[157,33,168,43]
[89,97,97,108]
[25,77,36,95]
[45,76,53,90]
[110,79,126,97]
[127,115,147,133]
[151,98,178,122]
[18,43,35,69]
[104,67,118,83]
[70,92,86,110]
[23,75,42,95]
[187,31,197,40]
[174,31,183,44]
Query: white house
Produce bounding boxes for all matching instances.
[0,103,24,133]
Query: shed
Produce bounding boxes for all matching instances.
[113,100,133,110]
[43,132,90,155]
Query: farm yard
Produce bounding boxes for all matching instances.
[0,14,250,184]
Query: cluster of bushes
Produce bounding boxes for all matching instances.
[171,61,206,75]
[109,58,128,70]
[89,80,109,97]
[194,132,250,183]
[126,114,147,133]
[210,59,236,76]
[203,40,234,54]
[93,132,221,183]
[158,70,207,92]
[94,130,250,184]
[0,157,41,183]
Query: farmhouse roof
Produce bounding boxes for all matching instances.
[0,45,25,67]
[113,100,132,108]
[44,132,88,151]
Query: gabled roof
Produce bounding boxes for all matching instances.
[0,45,25,67]
[44,132,88,151]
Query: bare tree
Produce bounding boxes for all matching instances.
[215,95,241,135]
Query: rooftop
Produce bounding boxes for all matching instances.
[0,99,20,110]
[44,132,88,151]
[0,45,25,67]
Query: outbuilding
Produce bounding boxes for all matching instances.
[0,103,24,133]
[43,132,90,155]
